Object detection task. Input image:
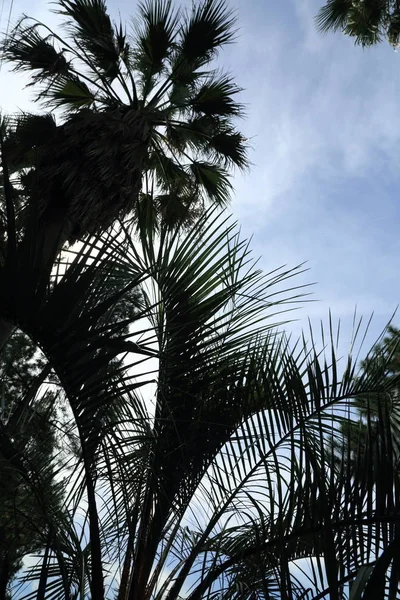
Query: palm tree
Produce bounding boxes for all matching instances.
[2,0,248,240]
[3,5,400,596]
[330,325,400,500]
[3,204,400,600]
[0,0,248,351]
[316,0,400,47]
[0,139,142,593]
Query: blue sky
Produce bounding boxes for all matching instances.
[1,0,400,353]
[229,0,400,349]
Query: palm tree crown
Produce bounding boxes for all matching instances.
[2,0,248,238]
[316,0,400,47]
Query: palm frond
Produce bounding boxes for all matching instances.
[343,0,385,46]
[132,0,178,94]
[316,0,387,46]
[189,161,232,205]
[179,0,236,67]
[57,0,123,79]
[387,9,400,46]
[208,127,248,170]
[151,150,191,188]
[190,75,244,118]
[49,75,96,109]
[3,112,57,168]
[316,0,354,33]
[2,20,69,82]
[165,115,218,151]
[154,192,200,227]
[167,0,236,95]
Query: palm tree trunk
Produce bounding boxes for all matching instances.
[128,503,165,600]
[118,532,134,600]
[82,448,104,600]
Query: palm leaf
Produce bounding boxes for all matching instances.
[208,127,248,169]
[50,76,96,109]
[132,0,178,95]
[189,161,232,205]
[190,75,244,117]
[316,0,387,46]
[2,20,69,82]
[179,0,236,67]
[165,115,218,151]
[57,0,123,79]
[3,112,57,168]
[316,0,354,33]
[167,0,236,94]
[388,9,400,46]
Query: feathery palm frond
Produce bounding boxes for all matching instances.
[0,207,306,599]
[1,203,399,599]
[317,0,358,33]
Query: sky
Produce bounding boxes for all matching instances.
[1,0,400,356]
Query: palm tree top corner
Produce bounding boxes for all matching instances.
[1,0,249,237]
[316,0,400,48]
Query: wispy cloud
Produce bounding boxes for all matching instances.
[217,0,400,345]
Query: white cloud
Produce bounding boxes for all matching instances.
[214,0,400,346]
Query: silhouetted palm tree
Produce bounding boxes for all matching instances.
[316,0,400,47]
[0,0,248,350]
[1,206,400,599]
[2,0,248,239]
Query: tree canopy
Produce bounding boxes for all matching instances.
[316,0,400,47]
[0,205,399,599]
[0,330,63,598]
[2,0,248,240]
